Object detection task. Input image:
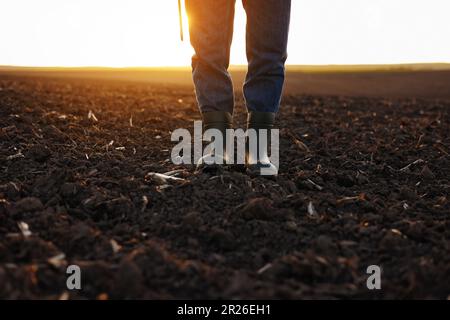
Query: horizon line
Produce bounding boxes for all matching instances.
[1,62,450,68]
[1,63,450,73]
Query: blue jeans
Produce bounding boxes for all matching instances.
[186,0,291,114]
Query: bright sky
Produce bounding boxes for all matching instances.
[0,0,449,67]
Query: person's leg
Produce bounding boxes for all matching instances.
[242,0,291,113]
[186,0,236,166]
[242,0,291,175]
[185,0,236,114]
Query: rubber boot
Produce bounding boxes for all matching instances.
[246,111,278,176]
[196,111,233,168]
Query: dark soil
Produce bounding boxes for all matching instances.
[0,74,449,299]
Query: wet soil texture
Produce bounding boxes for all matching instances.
[0,74,449,299]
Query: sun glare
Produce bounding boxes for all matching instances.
[0,0,449,67]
